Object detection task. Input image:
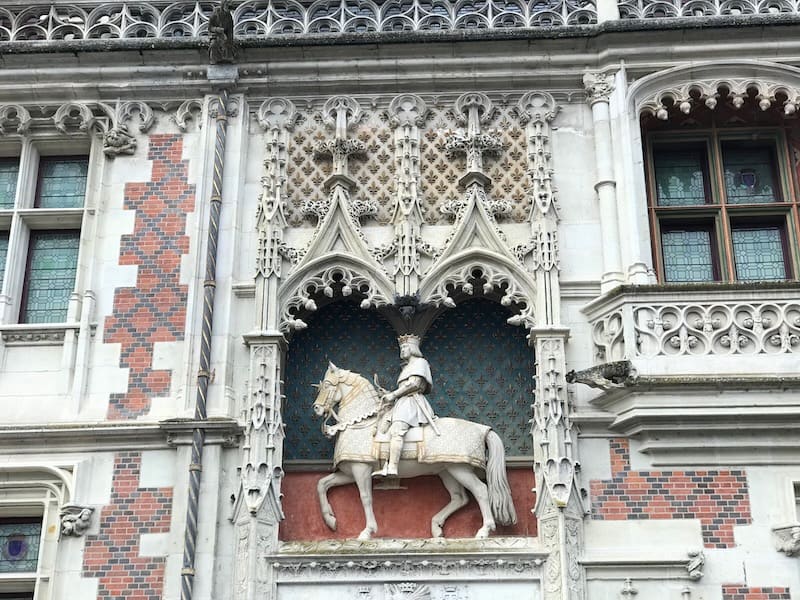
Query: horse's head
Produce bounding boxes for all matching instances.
[312,361,342,418]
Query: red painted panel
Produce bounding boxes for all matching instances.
[280,468,536,540]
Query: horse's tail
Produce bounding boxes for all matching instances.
[485,430,517,526]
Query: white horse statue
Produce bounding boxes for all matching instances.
[312,362,517,540]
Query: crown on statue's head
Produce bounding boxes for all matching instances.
[398,334,421,350]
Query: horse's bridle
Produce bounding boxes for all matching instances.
[315,371,383,436]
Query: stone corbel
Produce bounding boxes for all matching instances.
[60,504,95,537]
[565,360,635,390]
[685,550,704,581]
[53,100,155,157]
[773,524,800,556]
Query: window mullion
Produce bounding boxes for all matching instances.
[710,132,735,281]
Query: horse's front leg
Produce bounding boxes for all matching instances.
[351,462,378,540]
[317,469,354,531]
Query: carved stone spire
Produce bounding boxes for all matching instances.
[381,94,431,296]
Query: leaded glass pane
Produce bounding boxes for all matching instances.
[424,299,533,456]
[284,301,399,461]
[732,226,787,281]
[22,230,80,324]
[0,158,18,209]
[0,233,8,287]
[661,228,715,282]
[0,521,40,573]
[722,143,780,205]
[36,158,88,208]
[654,147,708,206]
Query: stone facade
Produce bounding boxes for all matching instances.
[0,2,798,600]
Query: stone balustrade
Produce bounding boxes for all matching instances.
[583,283,800,375]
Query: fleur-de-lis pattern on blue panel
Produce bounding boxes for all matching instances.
[283,301,399,461]
[423,299,533,457]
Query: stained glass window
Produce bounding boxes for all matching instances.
[21,230,80,324]
[661,228,715,282]
[36,158,88,209]
[0,233,8,287]
[283,301,399,461]
[722,143,780,205]
[424,299,533,456]
[654,147,708,206]
[0,520,40,573]
[732,226,787,281]
[0,158,18,209]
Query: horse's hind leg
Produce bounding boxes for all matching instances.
[317,469,354,531]
[431,470,469,538]
[351,462,378,540]
[448,465,496,539]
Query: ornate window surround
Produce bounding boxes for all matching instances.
[621,59,800,286]
[0,464,83,600]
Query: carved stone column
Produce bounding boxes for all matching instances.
[232,97,299,600]
[518,92,585,600]
[584,71,624,293]
[532,334,585,600]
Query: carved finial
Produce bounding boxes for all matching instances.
[208,0,238,65]
[583,71,615,105]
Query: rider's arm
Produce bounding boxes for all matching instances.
[384,375,426,402]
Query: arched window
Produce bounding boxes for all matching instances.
[423,298,533,458]
[283,301,398,463]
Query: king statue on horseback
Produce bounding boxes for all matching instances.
[377,334,440,477]
[312,334,517,540]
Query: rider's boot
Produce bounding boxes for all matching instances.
[385,436,403,476]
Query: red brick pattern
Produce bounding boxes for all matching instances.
[722,586,791,599]
[590,438,751,548]
[104,134,195,419]
[83,452,173,599]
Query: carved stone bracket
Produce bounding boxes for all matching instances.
[60,504,94,537]
[773,524,800,557]
[566,360,635,391]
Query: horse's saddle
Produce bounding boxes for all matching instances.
[372,425,426,461]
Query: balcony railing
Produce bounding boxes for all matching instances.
[0,0,797,44]
[583,283,800,377]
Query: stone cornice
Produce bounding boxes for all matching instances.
[0,418,241,453]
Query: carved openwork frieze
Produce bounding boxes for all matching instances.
[638,78,800,120]
[585,287,800,365]
[0,1,596,44]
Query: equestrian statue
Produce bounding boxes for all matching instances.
[312,334,517,540]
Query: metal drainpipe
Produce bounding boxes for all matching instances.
[180,88,229,600]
